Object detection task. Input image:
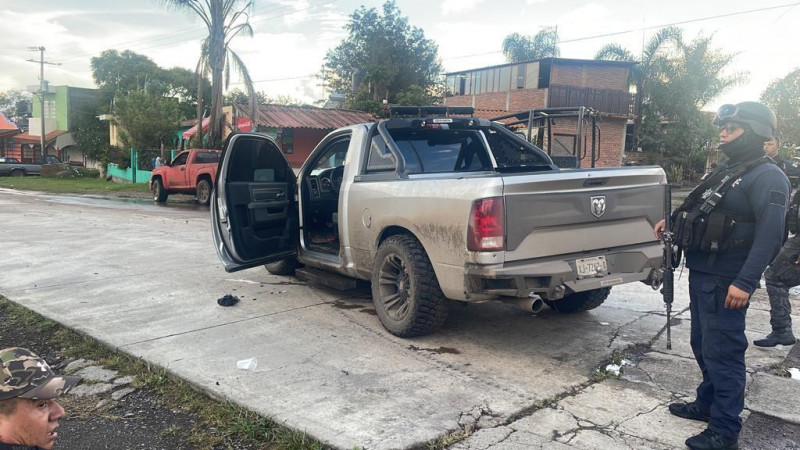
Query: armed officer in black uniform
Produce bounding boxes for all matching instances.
[754,137,799,347]
[654,101,790,450]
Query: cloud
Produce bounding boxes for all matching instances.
[268,0,311,26]
[441,0,486,16]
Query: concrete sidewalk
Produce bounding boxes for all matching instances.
[0,188,798,449]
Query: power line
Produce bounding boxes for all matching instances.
[443,1,800,61]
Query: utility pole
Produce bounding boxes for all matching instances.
[26,46,59,163]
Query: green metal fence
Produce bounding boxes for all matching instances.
[107,148,175,184]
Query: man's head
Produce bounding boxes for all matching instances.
[0,348,81,449]
[764,137,781,158]
[713,101,777,142]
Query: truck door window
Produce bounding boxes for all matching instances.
[366,135,397,172]
[311,139,349,175]
[228,138,287,183]
[172,152,188,166]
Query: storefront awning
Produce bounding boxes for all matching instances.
[55,132,76,149]
[182,117,211,139]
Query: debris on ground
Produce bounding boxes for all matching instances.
[217,294,239,307]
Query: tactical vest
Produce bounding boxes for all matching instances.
[669,157,772,257]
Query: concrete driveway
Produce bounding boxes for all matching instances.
[0,188,797,449]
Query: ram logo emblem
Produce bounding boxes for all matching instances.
[590,196,607,218]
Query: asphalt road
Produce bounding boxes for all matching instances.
[0,188,797,449]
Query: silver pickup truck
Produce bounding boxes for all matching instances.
[211,113,666,336]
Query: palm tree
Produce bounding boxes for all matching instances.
[502,28,560,63]
[595,27,683,151]
[157,0,258,147]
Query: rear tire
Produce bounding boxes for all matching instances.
[264,256,302,276]
[152,178,168,203]
[10,169,24,177]
[371,235,449,337]
[544,287,611,313]
[196,179,212,206]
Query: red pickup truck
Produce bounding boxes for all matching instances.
[150,149,220,205]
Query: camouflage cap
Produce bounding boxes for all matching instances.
[0,347,81,401]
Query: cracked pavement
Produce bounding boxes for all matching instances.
[0,189,798,449]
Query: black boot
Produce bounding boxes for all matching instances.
[668,401,710,422]
[685,429,738,450]
[753,331,797,347]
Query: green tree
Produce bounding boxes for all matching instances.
[70,114,111,168]
[642,35,742,173]
[501,28,559,63]
[595,27,683,151]
[156,0,259,148]
[158,66,212,118]
[323,1,442,109]
[761,67,800,151]
[396,85,434,106]
[598,30,741,175]
[224,88,303,106]
[114,90,182,150]
[90,50,210,118]
[91,50,161,110]
[0,90,32,125]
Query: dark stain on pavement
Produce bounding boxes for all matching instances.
[359,308,377,315]
[332,301,362,310]
[408,345,461,355]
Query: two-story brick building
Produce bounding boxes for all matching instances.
[443,57,636,168]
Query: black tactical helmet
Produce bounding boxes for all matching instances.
[712,101,777,139]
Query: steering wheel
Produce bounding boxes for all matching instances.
[330,165,345,196]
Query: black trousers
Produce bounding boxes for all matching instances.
[689,270,748,439]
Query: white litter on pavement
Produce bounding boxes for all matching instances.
[788,368,800,380]
[225,279,260,284]
[605,359,633,376]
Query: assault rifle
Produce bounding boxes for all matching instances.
[662,184,675,350]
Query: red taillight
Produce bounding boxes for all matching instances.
[467,197,504,251]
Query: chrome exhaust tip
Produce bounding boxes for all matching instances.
[513,296,545,314]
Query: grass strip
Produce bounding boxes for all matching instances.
[0,177,150,195]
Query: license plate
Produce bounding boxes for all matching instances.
[576,256,607,277]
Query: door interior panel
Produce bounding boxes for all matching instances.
[224,137,297,261]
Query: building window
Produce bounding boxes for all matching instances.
[498,67,511,91]
[517,64,526,89]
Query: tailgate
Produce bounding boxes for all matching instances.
[502,166,666,262]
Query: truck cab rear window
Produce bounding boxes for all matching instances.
[387,129,492,174]
[194,152,221,164]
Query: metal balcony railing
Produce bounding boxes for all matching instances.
[548,84,636,116]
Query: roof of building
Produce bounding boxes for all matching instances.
[445,57,636,76]
[182,117,211,139]
[12,130,68,144]
[0,113,19,135]
[234,104,376,130]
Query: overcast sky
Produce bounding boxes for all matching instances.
[0,0,797,111]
